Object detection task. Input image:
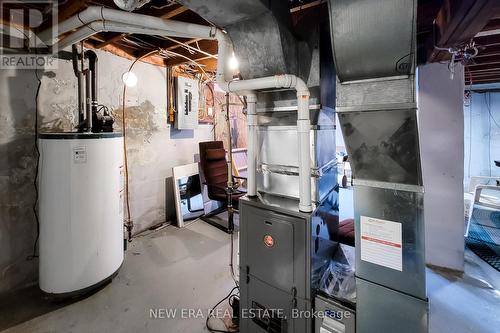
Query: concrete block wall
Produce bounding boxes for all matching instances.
[0,49,214,294]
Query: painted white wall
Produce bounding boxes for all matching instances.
[418,62,465,272]
[464,91,500,187]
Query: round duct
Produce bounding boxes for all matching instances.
[113,0,151,11]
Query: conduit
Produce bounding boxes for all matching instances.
[41,6,313,212]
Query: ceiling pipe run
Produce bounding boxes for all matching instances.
[113,0,152,12]
[40,6,313,212]
[54,21,201,51]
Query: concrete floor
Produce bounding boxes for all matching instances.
[1,221,236,333]
[427,249,500,333]
[1,218,500,333]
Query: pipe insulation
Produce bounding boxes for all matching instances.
[245,94,257,197]
[39,6,218,46]
[54,21,207,51]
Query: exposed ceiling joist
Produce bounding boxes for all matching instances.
[160,5,188,19]
[165,38,202,51]
[429,0,498,62]
[96,33,128,49]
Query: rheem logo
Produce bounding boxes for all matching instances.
[263,235,274,248]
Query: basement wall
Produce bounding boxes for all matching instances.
[0,49,214,294]
[464,91,500,187]
[418,62,465,272]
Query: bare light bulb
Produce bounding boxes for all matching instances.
[228,52,239,71]
[122,71,138,87]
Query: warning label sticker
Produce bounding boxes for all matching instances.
[360,216,402,271]
[73,146,87,164]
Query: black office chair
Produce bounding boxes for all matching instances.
[179,174,204,213]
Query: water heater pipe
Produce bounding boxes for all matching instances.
[84,50,98,120]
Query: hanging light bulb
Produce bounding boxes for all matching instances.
[228,52,239,71]
[122,71,138,87]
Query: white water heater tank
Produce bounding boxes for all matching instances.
[38,132,124,296]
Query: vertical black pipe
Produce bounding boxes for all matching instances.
[85,50,98,122]
[84,69,92,132]
[72,45,85,127]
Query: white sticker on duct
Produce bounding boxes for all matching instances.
[360,216,402,271]
[73,146,87,164]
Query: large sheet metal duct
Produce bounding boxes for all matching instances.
[178,0,298,79]
[328,0,428,332]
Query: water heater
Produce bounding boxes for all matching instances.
[38,132,124,296]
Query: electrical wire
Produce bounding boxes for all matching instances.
[122,49,159,242]
[229,231,238,288]
[206,286,240,333]
[28,67,42,261]
[159,49,211,81]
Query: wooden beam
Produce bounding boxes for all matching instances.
[166,54,215,67]
[463,54,500,66]
[466,66,500,73]
[96,33,128,49]
[137,35,218,60]
[290,0,325,13]
[465,63,500,71]
[466,70,500,78]
[475,33,500,46]
[161,6,188,19]
[436,0,497,46]
[428,0,498,62]
[84,40,165,67]
[57,0,88,22]
[165,38,202,51]
[466,77,500,84]
[34,0,86,31]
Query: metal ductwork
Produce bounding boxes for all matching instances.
[328,0,427,332]
[177,0,299,80]
[113,0,152,12]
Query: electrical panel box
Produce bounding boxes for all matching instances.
[175,76,199,130]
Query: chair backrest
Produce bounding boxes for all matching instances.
[199,141,228,200]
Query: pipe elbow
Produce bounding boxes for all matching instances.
[81,6,103,24]
[294,77,309,96]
